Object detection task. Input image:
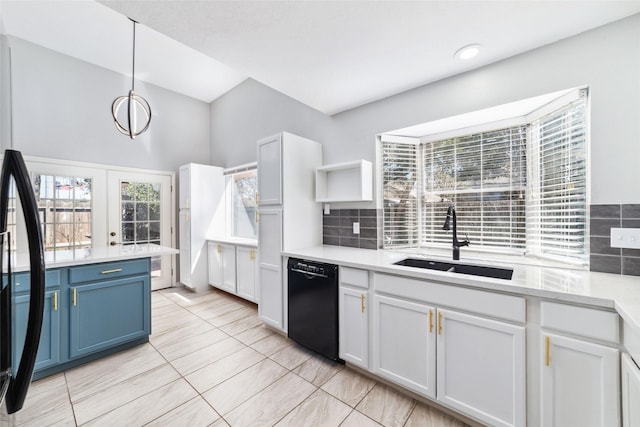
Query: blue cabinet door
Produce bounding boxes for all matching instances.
[69,275,150,359]
[12,290,61,373]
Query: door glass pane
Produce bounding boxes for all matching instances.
[31,174,92,251]
[120,180,162,278]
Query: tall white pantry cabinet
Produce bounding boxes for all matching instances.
[257,132,323,331]
[178,163,224,293]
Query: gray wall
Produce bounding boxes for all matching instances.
[209,14,640,206]
[209,78,331,167]
[4,36,210,171]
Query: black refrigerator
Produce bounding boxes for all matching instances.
[0,150,46,414]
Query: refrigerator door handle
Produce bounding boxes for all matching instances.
[0,150,46,414]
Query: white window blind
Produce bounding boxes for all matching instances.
[527,99,587,263]
[382,142,418,247]
[421,126,527,251]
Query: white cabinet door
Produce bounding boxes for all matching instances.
[541,332,620,427]
[258,208,283,329]
[220,244,236,294]
[208,243,236,294]
[339,286,368,368]
[257,134,282,206]
[207,242,222,288]
[436,309,525,427]
[236,246,257,302]
[622,353,640,427]
[179,164,190,209]
[373,294,436,398]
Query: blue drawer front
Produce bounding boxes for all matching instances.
[13,269,62,293]
[69,259,149,284]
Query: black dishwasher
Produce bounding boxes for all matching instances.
[287,258,340,361]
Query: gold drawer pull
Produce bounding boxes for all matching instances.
[438,311,443,335]
[360,294,365,313]
[545,336,551,366]
[101,268,123,274]
[250,249,255,260]
[429,310,433,333]
[53,291,58,311]
[72,288,77,306]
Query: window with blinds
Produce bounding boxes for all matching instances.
[527,100,587,262]
[382,142,418,247]
[382,91,588,264]
[422,126,527,251]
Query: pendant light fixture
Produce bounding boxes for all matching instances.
[111,18,151,139]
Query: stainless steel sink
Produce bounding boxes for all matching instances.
[394,258,513,280]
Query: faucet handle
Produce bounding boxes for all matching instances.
[463,233,470,245]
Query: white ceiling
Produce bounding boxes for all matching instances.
[2,1,640,115]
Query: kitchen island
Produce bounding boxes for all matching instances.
[9,244,178,380]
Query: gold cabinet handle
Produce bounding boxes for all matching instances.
[545,336,551,366]
[53,291,58,311]
[255,211,260,223]
[361,294,365,313]
[429,310,433,333]
[72,288,77,306]
[438,311,442,335]
[255,192,259,205]
[250,249,255,260]
[101,268,123,274]
[217,244,222,254]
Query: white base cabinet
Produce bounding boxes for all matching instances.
[372,291,525,427]
[236,246,258,302]
[374,294,436,398]
[437,309,525,427]
[208,241,257,303]
[208,242,236,294]
[339,267,370,369]
[540,332,620,427]
[622,353,640,427]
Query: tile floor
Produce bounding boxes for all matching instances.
[3,286,470,426]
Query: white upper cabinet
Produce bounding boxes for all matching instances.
[257,134,282,206]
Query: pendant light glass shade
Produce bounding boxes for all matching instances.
[112,19,151,139]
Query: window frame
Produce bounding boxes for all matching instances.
[379,88,590,266]
[223,162,258,240]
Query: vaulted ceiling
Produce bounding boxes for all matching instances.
[3,1,639,115]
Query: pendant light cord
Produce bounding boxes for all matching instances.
[130,18,137,91]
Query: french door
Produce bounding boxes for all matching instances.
[107,171,173,290]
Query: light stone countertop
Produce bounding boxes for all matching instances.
[282,245,640,338]
[9,244,178,272]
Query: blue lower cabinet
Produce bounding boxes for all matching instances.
[69,275,150,359]
[12,290,61,373]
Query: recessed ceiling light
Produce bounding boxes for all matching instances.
[454,44,482,60]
